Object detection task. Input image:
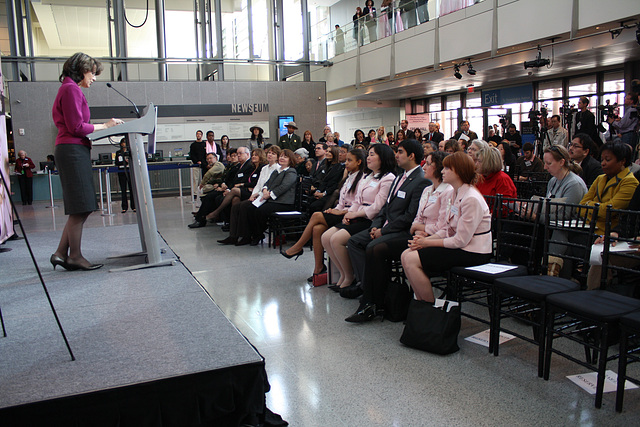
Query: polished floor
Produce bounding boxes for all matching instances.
[9,196,640,426]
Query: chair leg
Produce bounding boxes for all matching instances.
[487,286,494,354]
[616,328,629,412]
[491,291,501,357]
[537,305,546,378]
[0,305,5,337]
[543,307,555,381]
[594,325,610,409]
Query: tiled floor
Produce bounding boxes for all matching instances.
[9,196,640,426]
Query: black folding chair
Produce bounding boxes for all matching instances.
[616,311,640,412]
[268,176,313,249]
[447,195,544,352]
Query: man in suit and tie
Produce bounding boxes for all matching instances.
[400,119,415,140]
[278,121,302,151]
[452,120,478,142]
[309,143,328,188]
[426,122,444,143]
[343,139,430,322]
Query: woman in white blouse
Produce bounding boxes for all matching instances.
[322,144,398,290]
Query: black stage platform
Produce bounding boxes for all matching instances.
[0,225,267,426]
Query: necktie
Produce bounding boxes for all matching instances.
[393,173,407,196]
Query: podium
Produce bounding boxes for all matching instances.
[88,103,175,272]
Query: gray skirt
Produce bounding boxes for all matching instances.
[55,144,98,215]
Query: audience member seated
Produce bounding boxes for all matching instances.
[515,142,544,179]
[475,145,517,200]
[395,130,406,145]
[401,152,492,303]
[294,148,310,176]
[308,146,345,213]
[504,123,523,156]
[466,139,489,160]
[198,153,225,194]
[497,141,516,178]
[218,146,282,245]
[444,139,462,154]
[281,149,368,280]
[301,130,316,160]
[188,146,253,228]
[228,150,299,246]
[352,129,366,147]
[569,133,603,188]
[344,140,429,322]
[322,144,397,290]
[309,142,328,186]
[452,120,478,142]
[205,148,266,223]
[413,128,424,143]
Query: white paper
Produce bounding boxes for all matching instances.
[567,370,638,395]
[433,298,459,312]
[465,329,515,348]
[458,133,470,142]
[465,263,519,274]
[273,210,303,215]
[550,219,587,228]
[589,242,635,266]
[252,198,267,208]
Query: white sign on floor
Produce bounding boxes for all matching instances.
[465,329,515,348]
[567,370,639,395]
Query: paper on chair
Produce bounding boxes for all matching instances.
[589,242,634,265]
[275,211,303,215]
[567,370,638,395]
[465,263,519,274]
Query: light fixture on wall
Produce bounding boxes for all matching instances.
[467,61,476,76]
[453,64,462,79]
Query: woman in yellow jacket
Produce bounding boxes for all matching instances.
[579,141,638,236]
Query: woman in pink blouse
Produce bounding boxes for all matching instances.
[401,151,492,302]
[321,144,397,290]
[410,151,452,238]
[281,149,368,279]
[50,53,123,271]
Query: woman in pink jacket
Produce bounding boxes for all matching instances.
[321,144,397,290]
[401,151,492,302]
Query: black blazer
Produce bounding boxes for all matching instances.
[427,132,444,143]
[317,163,344,196]
[371,167,430,235]
[310,158,327,185]
[579,155,603,189]
[227,160,255,187]
[264,168,298,205]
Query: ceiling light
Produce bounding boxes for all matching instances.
[467,62,476,76]
[453,64,462,79]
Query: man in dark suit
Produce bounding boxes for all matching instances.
[189,146,254,228]
[426,122,444,143]
[343,139,430,322]
[452,120,478,142]
[569,133,603,189]
[309,143,328,187]
[278,121,302,151]
[400,119,415,140]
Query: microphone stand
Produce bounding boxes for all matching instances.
[106,83,141,118]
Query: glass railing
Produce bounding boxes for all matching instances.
[315,0,485,60]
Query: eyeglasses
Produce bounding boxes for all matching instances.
[568,143,583,149]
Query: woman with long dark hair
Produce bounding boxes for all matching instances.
[282,149,368,280]
[50,52,124,271]
[321,144,397,289]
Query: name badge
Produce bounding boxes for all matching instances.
[397,190,406,199]
[237,173,244,177]
[369,181,379,188]
[252,173,258,178]
[428,195,437,204]
[450,206,459,216]
[525,161,532,167]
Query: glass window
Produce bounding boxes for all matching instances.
[446,95,461,110]
[283,0,303,60]
[603,71,624,92]
[466,92,481,108]
[568,75,596,98]
[252,0,271,59]
[428,98,441,112]
[310,6,330,61]
[538,80,562,100]
[165,7,198,58]
[222,0,250,59]
[125,8,158,58]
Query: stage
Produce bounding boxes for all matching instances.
[0,224,267,426]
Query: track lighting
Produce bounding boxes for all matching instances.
[467,62,476,76]
[453,64,462,79]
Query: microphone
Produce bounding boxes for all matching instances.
[106,83,141,118]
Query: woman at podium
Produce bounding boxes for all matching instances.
[50,52,124,271]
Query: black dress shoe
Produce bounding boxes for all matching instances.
[327,284,340,292]
[236,237,252,246]
[339,283,363,299]
[221,224,230,232]
[250,235,264,246]
[345,302,380,323]
[217,236,238,245]
[65,260,104,271]
[188,220,206,228]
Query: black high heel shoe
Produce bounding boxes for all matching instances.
[280,248,303,260]
[65,260,104,271]
[50,254,70,271]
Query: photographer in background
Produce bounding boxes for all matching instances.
[607,93,639,150]
[543,114,568,149]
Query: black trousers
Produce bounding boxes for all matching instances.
[252,201,294,238]
[347,229,412,307]
[195,191,220,222]
[17,175,33,204]
[117,172,135,211]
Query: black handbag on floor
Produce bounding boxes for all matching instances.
[400,298,461,355]
[384,279,412,322]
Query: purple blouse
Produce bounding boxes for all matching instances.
[52,76,95,147]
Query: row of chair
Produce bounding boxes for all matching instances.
[448,195,640,411]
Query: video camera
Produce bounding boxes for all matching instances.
[597,100,619,120]
[528,105,548,123]
[560,102,577,125]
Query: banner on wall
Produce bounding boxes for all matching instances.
[481,85,533,108]
[405,114,431,132]
[0,55,14,244]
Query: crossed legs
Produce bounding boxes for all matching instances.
[206,187,241,221]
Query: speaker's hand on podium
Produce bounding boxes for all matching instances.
[93,118,124,131]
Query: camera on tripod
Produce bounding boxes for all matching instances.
[560,102,577,124]
[498,114,509,127]
[597,100,619,120]
[528,105,547,123]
